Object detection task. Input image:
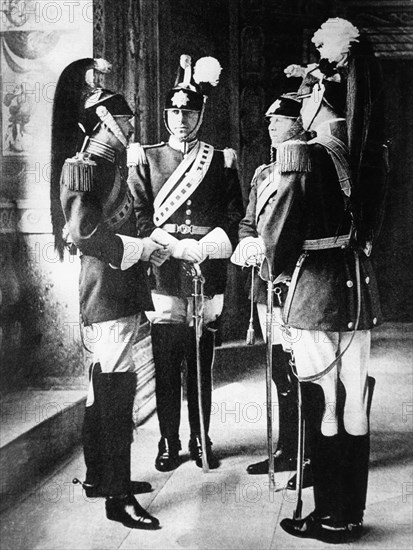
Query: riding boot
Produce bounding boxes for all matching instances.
[341,376,375,527]
[151,323,186,444]
[186,326,214,438]
[186,326,219,468]
[82,363,102,490]
[94,372,136,497]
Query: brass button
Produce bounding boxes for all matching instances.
[365,276,370,284]
[348,322,354,329]
[346,280,353,288]
[185,219,191,225]
[186,199,192,206]
[186,209,192,215]
[373,317,377,325]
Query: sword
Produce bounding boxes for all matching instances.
[293,373,305,520]
[266,279,275,485]
[192,263,209,472]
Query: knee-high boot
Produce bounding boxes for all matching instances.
[94,372,136,497]
[151,323,186,443]
[186,326,219,468]
[82,363,102,489]
[341,376,375,525]
[302,382,345,522]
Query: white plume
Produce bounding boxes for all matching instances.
[312,18,359,64]
[193,57,222,87]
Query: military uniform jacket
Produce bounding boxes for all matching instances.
[132,141,244,297]
[260,141,382,332]
[60,149,153,326]
[238,161,287,304]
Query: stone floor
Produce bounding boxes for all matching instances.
[0,327,412,550]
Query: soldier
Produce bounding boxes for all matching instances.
[259,73,383,542]
[231,92,313,489]
[54,58,162,529]
[129,54,244,471]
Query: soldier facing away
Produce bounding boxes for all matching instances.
[54,58,161,529]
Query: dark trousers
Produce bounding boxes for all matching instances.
[151,323,215,441]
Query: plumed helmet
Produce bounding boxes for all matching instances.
[164,54,222,112]
[265,92,301,118]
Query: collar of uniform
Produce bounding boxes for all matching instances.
[168,135,199,154]
[85,138,116,163]
[314,118,347,140]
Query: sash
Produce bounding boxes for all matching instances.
[255,167,280,222]
[153,141,214,226]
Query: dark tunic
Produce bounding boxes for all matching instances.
[260,141,382,332]
[60,150,153,326]
[132,142,244,298]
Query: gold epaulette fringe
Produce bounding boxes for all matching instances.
[222,147,238,169]
[277,140,311,173]
[61,154,97,191]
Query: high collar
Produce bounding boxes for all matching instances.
[314,118,347,143]
[168,135,199,155]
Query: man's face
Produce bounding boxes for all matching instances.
[267,115,296,147]
[167,109,200,141]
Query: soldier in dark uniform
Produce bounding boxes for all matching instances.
[259,73,383,542]
[129,55,244,471]
[54,58,162,529]
[231,93,312,488]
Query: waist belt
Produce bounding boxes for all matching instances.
[162,223,211,236]
[302,234,350,250]
[103,191,133,231]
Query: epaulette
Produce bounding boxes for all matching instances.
[276,140,311,173]
[60,153,96,191]
[220,147,238,169]
[252,164,267,181]
[127,142,149,166]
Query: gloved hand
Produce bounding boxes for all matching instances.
[171,238,203,263]
[140,237,164,262]
[231,236,265,267]
[149,246,171,267]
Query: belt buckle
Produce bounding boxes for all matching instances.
[178,224,191,235]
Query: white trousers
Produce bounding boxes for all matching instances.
[84,313,141,407]
[256,303,286,347]
[292,329,371,437]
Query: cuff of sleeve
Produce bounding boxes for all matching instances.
[199,227,233,260]
[116,234,143,270]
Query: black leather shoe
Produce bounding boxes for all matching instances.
[281,512,359,544]
[155,438,181,472]
[189,436,219,469]
[246,449,296,475]
[286,460,313,489]
[73,478,152,498]
[105,494,160,530]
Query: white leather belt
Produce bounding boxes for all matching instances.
[162,223,211,236]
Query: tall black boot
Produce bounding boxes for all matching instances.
[248,346,309,476]
[151,323,185,471]
[341,376,375,527]
[93,372,159,530]
[186,326,219,468]
[82,363,102,491]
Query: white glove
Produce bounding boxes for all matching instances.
[198,227,233,260]
[171,239,203,263]
[149,247,171,267]
[140,237,164,262]
[230,236,265,267]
